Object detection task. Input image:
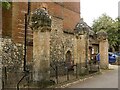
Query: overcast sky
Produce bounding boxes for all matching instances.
[80,0,119,26]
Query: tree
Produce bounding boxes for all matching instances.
[114,17,120,51]
[1,2,11,9]
[92,14,119,52]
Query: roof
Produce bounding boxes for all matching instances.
[74,18,95,36]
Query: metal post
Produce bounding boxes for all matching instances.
[55,65,58,84]
[2,80,4,90]
[76,63,78,78]
[17,74,26,90]
[66,68,69,81]
[4,67,7,84]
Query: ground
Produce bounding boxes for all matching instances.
[66,65,119,88]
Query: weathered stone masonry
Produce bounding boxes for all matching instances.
[31,8,89,81]
[31,8,109,81]
[1,2,109,87]
[30,8,51,81]
[97,30,109,69]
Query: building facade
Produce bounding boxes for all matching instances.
[2,2,80,62]
[1,2,109,87]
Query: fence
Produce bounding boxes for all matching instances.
[1,38,25,89]
[50,61,78,84]
[49,60,100,85]
[1,38,100,89]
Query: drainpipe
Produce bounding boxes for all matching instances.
[24,1,31,72]
[17,1,31,89]
[24,13,27,72]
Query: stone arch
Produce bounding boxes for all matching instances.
[65,50,74,70]
[66,50,72,62]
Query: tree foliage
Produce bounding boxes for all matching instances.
[92,14,119,51]
[1,2,11,10]
[114,17,120,45]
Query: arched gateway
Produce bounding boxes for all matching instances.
[65,51,74,70]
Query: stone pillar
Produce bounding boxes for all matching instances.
[73,35,79,75]
[79,35,89,74]
[73,35,79,64]
[97,30,109,69]
[77,35,87,75]
[30,8,51,81]
[99,40,109,69]
[33,28,51,81]
[74,19,90,75]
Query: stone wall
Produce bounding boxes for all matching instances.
[50,17,64,62]
[50,16,78,76]
[1,38,23,70]
[50,16,87,76]
[1,38,24,87]
[2,2,80,70]
[63,33,74,62]
[50,17,64,76]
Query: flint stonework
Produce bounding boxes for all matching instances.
[31,8,51,81]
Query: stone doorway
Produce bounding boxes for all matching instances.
[65,51,73,70]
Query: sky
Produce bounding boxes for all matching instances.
[80,0,120,26]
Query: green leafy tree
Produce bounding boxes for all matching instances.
[92,14,119,52]
[114,17,120,51]
[1,2,11,9]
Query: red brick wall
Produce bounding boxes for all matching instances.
[63,5,80,31]
[63,2,80,31]
[2,4,12,38]
[2,2,80,62]
[12,2,28,43]
[64,2,80,14]
[3,2,80,42]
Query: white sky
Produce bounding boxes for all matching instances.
[80,0,120,26]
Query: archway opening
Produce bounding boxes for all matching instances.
[65,51,73,70]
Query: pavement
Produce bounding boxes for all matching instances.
[66,65,119,88]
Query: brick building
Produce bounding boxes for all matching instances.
[2,2,80,62]
[2,2,109,87]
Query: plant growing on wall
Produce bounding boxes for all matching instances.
[1,2,11,10]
